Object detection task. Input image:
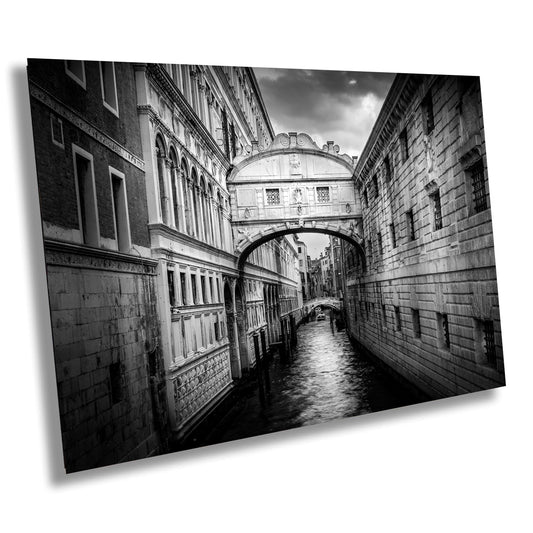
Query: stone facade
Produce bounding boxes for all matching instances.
[28,60,167,472]
[341,74,505,399]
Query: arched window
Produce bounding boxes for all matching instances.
[155,136,169,225]
[169,147,180,230]
[207,184,215,246]
[181,159,192,236]
[200,176,211,244]
[191,168,200,238]
[217,191,224,249]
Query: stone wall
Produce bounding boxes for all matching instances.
[342,74,505,399]
[47,243,166,472]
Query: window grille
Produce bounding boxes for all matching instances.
[422,92,435,134]
[390,223,397,248]
[471,161,488,213]
[441,313,450,348]
[395,306,402,331]
[363,189,368,207]
[373,175,379,198]
[383,156,392,182]
[483,320,496,366]
[377,232,383,255]
[317,186,330,203]
[400,128,409,161]
[266,188,280,205]
[432,190,443,230]
[412,309,421,338]
[406,210,415,241]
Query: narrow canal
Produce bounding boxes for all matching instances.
[202,314,418,447]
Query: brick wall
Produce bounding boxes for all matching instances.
[342,75,505,399]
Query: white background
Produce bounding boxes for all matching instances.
[1,1,532,531]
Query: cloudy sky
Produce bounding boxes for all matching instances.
[253,67,395,258]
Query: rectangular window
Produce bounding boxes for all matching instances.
[431,189,443,231]
[406,210,415,241]
[400,128,409,162]
[383,155,392,183]
[109,362,123,404]
[317,186,330,203]
[394,306,402,332]
[266,188,280,205]
[437,312,450,349]
[372,175,379,199]
[99,62,119,116]
[50,114,64,148]
[216,278,221,302]
[73,145,99,247]
[200,275,206,303]
[191,274,198,304]
[210,278,216,303]
[65,60,86,88]
[483,320,496,367]
[167,268,176,307]
[180,272,188,305]
[377,232,383,255]
[422,91,435,134]
[470,161,488,214]
[110,168,131,252]
[363,188,368,207]
[390,222,397,248]
[412,309,421,338]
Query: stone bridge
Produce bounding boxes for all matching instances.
[303,297,343,314]
[227,132,365,269]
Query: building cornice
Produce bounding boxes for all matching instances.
[144,64,231,172]
[354,74,424,186]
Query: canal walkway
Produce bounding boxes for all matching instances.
[202,317,418,447]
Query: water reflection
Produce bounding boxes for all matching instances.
[204,318,416,445]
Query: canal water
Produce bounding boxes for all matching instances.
[203,316,417,447]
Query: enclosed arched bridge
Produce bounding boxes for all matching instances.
[227,132,365,269]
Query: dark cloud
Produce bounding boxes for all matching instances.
[254,67,394,156]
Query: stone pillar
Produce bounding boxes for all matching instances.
[196,185,206,242]
[229,278,242,378]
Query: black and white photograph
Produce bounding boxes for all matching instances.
[27,59,505,472]
[3,2,533,532]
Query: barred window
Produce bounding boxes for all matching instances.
[390,222,397,248]
[363,188,368,207]
[470,161,488,214]
[377,232,383,255]
[483,320,496,367]
[266,188,280,205]
[394,306,402,332]
[317,186,330,203]
[422,92,435,134]
[412,308,421,338]
[372,175,379,198]
[438,312,450,349]
[406,209,416,241]
[400,128,409,161]
[383,155,392,182]
[431,189,443,230]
